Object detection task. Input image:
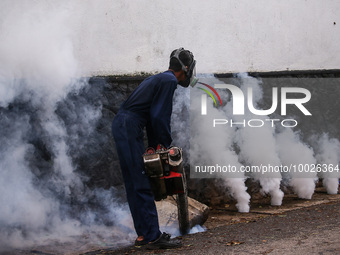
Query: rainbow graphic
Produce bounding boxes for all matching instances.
[197,82,223,106]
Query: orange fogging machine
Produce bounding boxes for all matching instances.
[143,145,185,201]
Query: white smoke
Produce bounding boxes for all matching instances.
[233,74,284,206]
[311,133,340,194]
[188,73,340,211]
[189,75,251,213]
[0,1,79,107]
[276,128,317,199]
[0,1,134,253]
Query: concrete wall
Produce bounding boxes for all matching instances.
[1,0,339,76]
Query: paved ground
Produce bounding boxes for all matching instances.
[82,188,340,255]
[7,188,340,255]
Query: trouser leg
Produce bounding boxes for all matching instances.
[112,114,161,242]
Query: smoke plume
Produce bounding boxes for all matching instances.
[311,133,340,194]
[0,2,134,253]
[189,74,251,212]
[188,73,340,209]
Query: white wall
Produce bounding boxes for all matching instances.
[1,0,340,76]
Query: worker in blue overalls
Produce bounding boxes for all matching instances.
[112,48,198,250]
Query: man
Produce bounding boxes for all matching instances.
[111,48,197,249]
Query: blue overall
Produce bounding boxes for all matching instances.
[112,71,178,242]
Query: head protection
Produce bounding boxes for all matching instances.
[171,48,198,87]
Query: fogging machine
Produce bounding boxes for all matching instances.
[143,145,185,201]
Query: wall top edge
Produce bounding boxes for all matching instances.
[88,69,340,84]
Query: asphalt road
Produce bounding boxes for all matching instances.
[8,190,340,255]
[85,192,340,255]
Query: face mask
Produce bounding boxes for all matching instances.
[179,64,198,88]
[171,48,199,88]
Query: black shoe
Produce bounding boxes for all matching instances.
[146,233,182,250]
[134,238,148,247]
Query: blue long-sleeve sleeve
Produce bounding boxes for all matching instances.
[148,78,177,148]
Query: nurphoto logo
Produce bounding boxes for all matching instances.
[197,83,312,128]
